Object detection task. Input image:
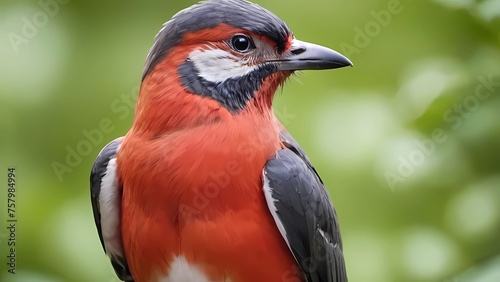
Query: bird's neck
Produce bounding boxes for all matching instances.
[131,72,284,137]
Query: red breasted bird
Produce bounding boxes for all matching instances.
[90,0,352,281]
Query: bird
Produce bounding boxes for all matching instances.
[90,0,352,281]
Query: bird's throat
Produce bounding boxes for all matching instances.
[178,58,281,114]
[132,68,287,137]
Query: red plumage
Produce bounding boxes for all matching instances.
[90,1,351,281]
[118,27,297,281]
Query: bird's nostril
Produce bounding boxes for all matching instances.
[290,47,306,55]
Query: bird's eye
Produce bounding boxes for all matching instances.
[230,35,255,53]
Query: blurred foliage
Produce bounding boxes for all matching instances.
[0,0,499,281]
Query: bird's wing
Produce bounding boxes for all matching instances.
[262,131,347,282]
[90,137,134,282]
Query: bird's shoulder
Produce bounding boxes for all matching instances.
[262,129,347,282]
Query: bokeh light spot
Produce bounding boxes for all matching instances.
[445,178,500,239]
[0,4,69,101]
[314,93,397,169]
[400,227,459,280]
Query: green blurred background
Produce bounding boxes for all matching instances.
[1,0,499,281]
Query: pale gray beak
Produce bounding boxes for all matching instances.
[275,39,353,71]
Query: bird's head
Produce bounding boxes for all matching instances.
[134,0,351,134]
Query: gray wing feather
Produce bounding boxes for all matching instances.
[264,137,347,282]
[90,137,133,282]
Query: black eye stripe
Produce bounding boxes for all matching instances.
[178,58,278,113]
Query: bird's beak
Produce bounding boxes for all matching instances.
[275,39,353,71]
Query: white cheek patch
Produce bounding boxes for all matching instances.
[188,49,258,83]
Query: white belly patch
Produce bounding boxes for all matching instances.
[157,255,232,282]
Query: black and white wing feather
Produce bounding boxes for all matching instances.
[263,131,347,282]
[90,137,133,282]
